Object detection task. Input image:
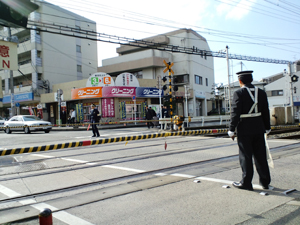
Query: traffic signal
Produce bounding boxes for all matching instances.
[175,96,183,102]
[173,76,179,92]
[163,85,168,91]
[162,76,167,82]
[0,0,39,28]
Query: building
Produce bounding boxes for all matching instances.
[0,0,97,118]
[98,29,215,117]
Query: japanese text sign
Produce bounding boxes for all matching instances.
[102,98,115,117]
[71,87,102,99]
[102,86,136,97]
[0,40,18,70]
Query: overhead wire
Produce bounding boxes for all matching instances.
[34,1,300,55]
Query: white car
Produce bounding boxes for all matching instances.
[4,115,52,134]
[0,116,5,132]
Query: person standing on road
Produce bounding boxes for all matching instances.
[61,108,67,125]
[70,109,76,124]
[90,104,100,137]
[228,70,271,191]
[145,106,154,129]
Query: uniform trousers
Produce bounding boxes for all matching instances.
[91,121,100,136]
[237,134,271,187]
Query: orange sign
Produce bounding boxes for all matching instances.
[71,87,102,99]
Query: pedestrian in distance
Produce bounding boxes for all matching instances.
[145,106,154,129]
[70,109,76,124]
[90,104,100,137]
[61,108,67,124]
[228,70,271,191]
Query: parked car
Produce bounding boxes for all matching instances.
[0,116,5,132]
[4,115,52,134]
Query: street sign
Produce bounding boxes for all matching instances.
[132,95,136,100]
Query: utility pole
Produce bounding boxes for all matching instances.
[288,63,294,123]
[184,85,190,127]
[226,46,232,116]
[7,27,15,117]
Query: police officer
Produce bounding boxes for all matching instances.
[90,104,100,137]
[228,70,271,191]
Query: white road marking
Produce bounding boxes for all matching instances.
[155,173,167,176]
[61,158,90,163]
[0,185,94,225]
[32,203,94,225]
[0,184,21,198]
[102,165,146,173]
[171,173,195,178]
[194,176,234,185]
[32,154,55,158]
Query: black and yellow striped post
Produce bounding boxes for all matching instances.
[163,60,174,129]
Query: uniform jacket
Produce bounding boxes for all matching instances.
[90,108,100,122]
[229,83,270,136]
[146,109,153,120]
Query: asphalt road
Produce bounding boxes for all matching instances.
[0,128,299,224]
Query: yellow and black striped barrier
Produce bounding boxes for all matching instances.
[0,128,228,157]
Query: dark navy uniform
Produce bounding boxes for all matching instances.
[90,105,100,137]
[229,71,271,190]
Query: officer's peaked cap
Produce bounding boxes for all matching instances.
[237,70,253,84]
[236,70,253,77]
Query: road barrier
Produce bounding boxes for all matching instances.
[0,128,228,156]
[1,124,299,157]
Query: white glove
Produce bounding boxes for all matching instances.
[265,129,271,134]
[228,131,235,137]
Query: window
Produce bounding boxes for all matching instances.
[271,90,283,96]
[76,45,81,53]
[77,65,82,72]
[132,71,143,79]
[206,78,208,86]
[195,75,202,85]
[174,74,189,84]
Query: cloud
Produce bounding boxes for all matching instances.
[217,0,257,20]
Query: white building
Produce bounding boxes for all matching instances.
[0,1,98,118]
[98,29,214,117]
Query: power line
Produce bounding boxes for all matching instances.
[27,20,293,65]
[34,5,300,54]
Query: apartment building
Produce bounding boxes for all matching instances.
[98,29,215,117]
[0,1,97,118]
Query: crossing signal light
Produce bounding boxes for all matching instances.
[175,96,183,102]
[163,85,168,91]
[291,75,299,83]
[162,76,167,82]
[173,76,179,92]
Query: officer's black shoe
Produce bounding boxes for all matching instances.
[97,135,100,137]
[259,182,269,189]
[232,182,253,191]
[92,135,96,137]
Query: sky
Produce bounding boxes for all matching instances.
[43,0,300,85]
